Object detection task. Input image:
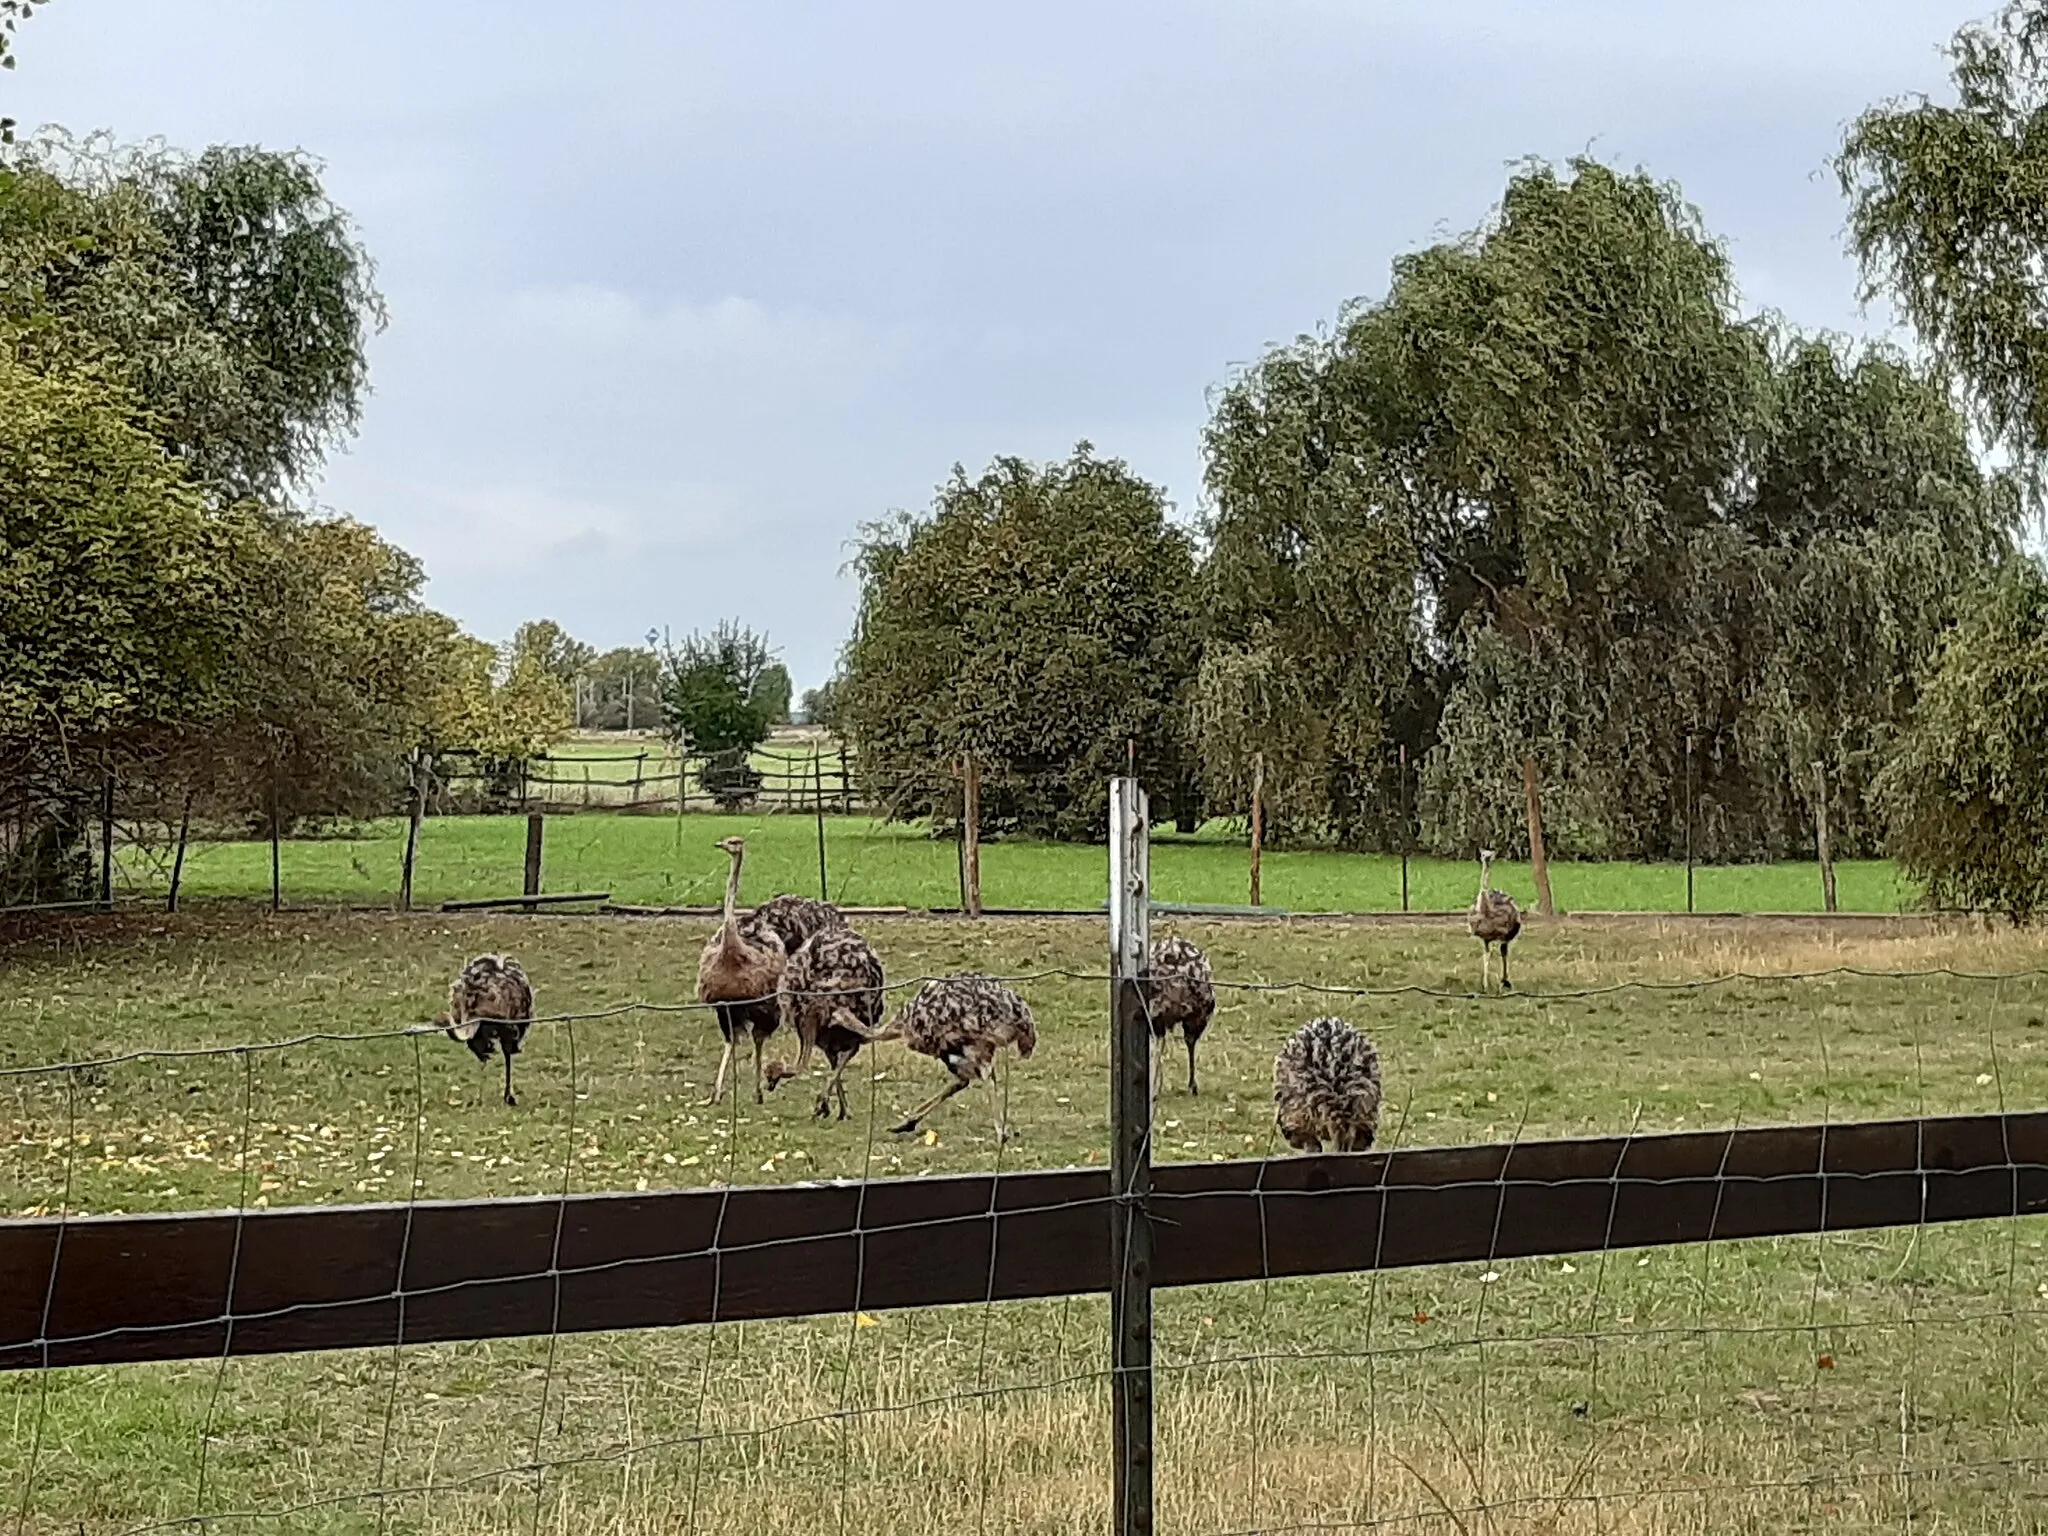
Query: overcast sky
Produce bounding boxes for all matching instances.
[6,0,1987,691]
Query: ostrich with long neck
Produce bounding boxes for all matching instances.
[695,835,787,1103]
[1467,848,1522,992]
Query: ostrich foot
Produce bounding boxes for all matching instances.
[891,1118,920,1135]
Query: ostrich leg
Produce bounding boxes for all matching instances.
[1187,1034,1200,1097]
[1499,939,1513,992]
[891,1076,969,1135]
[503,1046,516,1108]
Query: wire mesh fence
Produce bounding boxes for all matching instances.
[1,785,2046,1532]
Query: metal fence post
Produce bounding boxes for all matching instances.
[1108,776,1154,1536]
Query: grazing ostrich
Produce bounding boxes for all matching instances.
[865,974,1036,1142]
[765,924,885,1120]
[1468,848,1522,992]
[1273,1016,1383,1153]
[439,954,535,1107]
[695,836,787,1104]
[1143,936,1216,1099]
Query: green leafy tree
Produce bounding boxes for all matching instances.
[1839,1,2048,481]
[581,645,661,730]
[1202,159,2011,857]
[0,1,53,143]
[509,619,595,688]
[800,677,844,731]
[659,621,775,755]
[749,662,793,726]
[1,132,384,501]
[1880,560,2048,918]
[841,445,1202,840]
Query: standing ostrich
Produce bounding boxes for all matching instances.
[865,974,1036,1142]
[1273,1015,1382,1153]
[1143,936,1216,1099]
[765,924,885,1120]
[439,954,535,1107]
[745,892,845,956]
[1468,848,1522,992]
[696,836,787,1104]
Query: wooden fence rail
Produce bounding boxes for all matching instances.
[1,1109,2041,1373]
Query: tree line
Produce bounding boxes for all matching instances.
[830,1,2048,921]
[15,1,2048,915]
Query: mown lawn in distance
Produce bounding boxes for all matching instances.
[0,909,2043,1531]
[131,806,1920,915]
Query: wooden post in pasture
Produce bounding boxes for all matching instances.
[268,778,282,913]
[631,752,646,806]
[1248,752,1265,909]
[1398,743,1410,914]
[98,767,115,911]
[962,752,983,918]
[167,787,195,915]
[1684,733,1696,914]
[523,813,545,914]
[400,752,428,913]
[838,744,852,814]
[813,746,830,903]
[1813,761,1838,915]
[1521,755,1555,917]
[1107,775,1154,1536]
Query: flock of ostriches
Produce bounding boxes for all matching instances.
[438,836,1526,1157]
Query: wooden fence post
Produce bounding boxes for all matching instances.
[269,779,282,913]
[523,814,544,914]
[1521,756,1555,917]
[814,747,830,903]
[1248,752,1264,909]
[1108,775,1154,1536]
[1813,761,1838,914]
[962,753,982,918]
[167,787,194,915]
[401,753,427,913]
[1398,743,1409,913]
[1685,733,1696,915]
[839,744,852,814]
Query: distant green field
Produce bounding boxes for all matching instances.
[126,808,1919,914]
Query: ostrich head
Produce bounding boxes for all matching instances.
[715,835,746,857]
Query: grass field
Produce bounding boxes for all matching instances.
[1,908,2045,1531]
[126,807,1919,917]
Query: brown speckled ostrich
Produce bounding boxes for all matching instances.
[1273,1016,1382,1153]
[439,954,535,1107]
[1468,849,1522,992]
[1143,935,1216,1099]
[695,836,786,1104]
[865,974,1036,1142]
[764,924,885,1120]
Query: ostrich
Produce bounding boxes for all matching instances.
[864,974,1036,1142]
[745,892,846,956]
[695,836,787,1104]
[1468,848,1522,992]
[1143,936,1216,1099]
[1273,1015,1383,1153]
[764,924,885,1120]
[439,954,535,1107]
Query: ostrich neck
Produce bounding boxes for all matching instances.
[1477,863,1490,903]
[720,850,745,942]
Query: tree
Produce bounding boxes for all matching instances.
[749,663,793,726]
[1,133,385,502]
[1201,159,2012,857]
[1880,560,2048,919]
[1839,1,2048,483]
[659,621,775,756]
[841,445,1202,840]
[509,620,595,689]
[800,677,844,731]
[581,645,661,731]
